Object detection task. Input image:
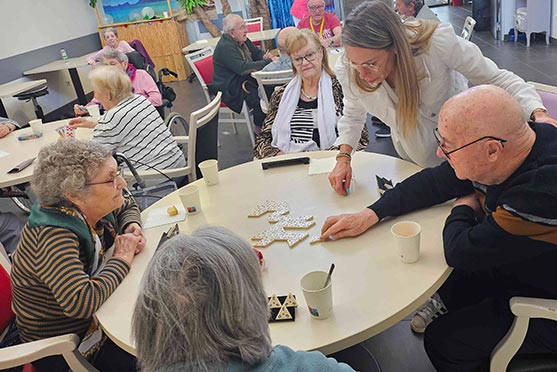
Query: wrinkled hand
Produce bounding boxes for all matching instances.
[329,160,352,195]
[533,112,557,127]
[320,38,331,49]
[124,222,146,254]
[73,104,88,117]
[113,233,141,265]
[453,194,481,212]
[263,51,274,60]
[68,117,97,129]
[321,209,379,241]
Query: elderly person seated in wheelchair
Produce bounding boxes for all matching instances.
[69,66,184,171]
[254,29,368,159]
[86,27,134,65]
[133,225,355,371]
[75,50,162,116]
[10,140,143,372]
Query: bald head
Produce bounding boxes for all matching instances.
[277,27,297,51]
[439,85,526,141]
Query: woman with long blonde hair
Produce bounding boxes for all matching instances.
[329,1,555,195]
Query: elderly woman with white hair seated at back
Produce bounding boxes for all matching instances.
[133,226,356,372]
[69,65,185,172]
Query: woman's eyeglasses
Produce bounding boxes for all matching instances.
[341,54,381,74]
[291,51,319,66]
[86,167,124,189]
[433,128,507,159]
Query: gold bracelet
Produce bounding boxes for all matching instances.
[336,152,351,162]
[530,108,548,121]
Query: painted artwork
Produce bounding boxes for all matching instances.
[98,0,181,24]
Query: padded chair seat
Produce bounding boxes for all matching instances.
[14,85,48,100]
[509,354,557,372]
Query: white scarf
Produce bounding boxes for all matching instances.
[271,70,338,153]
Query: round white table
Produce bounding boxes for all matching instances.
[0,120,92,188]
[95,151,452,355]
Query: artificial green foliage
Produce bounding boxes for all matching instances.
[178,0,208,14]
[89,0,97,7]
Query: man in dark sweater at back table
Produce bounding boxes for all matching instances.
[212,14,277,129]
[321,85,557,371]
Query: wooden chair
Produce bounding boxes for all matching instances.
[251,69,294,113]
[128,92,221,184]
[185,47,255,146]
[0,248,99,372]
[461,16,477,41]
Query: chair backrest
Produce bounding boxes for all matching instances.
[461,16,477,41]
[187,92,222,180]
[251,70,294,107]
[184,47,214,103]
[245,17,263,47]
[528,81,557,119]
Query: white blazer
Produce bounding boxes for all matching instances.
[334,23,544,168]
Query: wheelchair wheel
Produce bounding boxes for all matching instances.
[165,112,189,137]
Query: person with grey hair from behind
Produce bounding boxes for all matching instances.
[133,226,355,372]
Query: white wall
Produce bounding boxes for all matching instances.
[0,0,99,59]
[0,0,99,122]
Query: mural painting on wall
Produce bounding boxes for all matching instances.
[98,0,216,24]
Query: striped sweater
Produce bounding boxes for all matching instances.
[369,123,557,295]
[10,198,140,342]
[94,94,186,171]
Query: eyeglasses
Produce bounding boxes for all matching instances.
[308,5,325,10]
[433,128,507,159]
[85,167,124,189]
[291,51,319,66]
[341,54,381,74]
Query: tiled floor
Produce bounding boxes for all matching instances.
[2,4,556,371]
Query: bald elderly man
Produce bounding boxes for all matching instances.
[262,27,297,72]
[321,85,557,371]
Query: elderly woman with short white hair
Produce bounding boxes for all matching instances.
[133,226,355,372]
[69,65,185,172]
[87,27,134,65]
[11,140,142,372]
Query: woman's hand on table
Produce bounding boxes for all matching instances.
[0,124,14,138]
[124,222,146,254]
[68,117,97,129]
[329,160,352,195]
[320,208,379,241]
[113,234,142,265]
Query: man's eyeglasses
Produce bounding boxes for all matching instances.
[341,54,381,74]
[85,167,124,189]
[433,128,507,159]
[291,51,319,66]
[308,5,325,10]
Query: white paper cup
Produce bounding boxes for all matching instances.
[86,104,101,120]
[198,159,219,186]
[301,271,333,319]
[391,221,421,263]
[28,119,42,134]
[163,11,169,17]
[179,184,200,214]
